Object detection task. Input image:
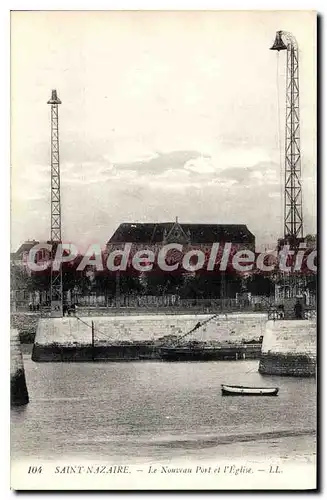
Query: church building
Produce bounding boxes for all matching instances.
[106,219,255,268]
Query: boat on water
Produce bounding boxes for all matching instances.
[159,344,261,361]
[159,345,223,361]
[221,384,279,396]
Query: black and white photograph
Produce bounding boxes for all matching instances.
[10,10,317,490]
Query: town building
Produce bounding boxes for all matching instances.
[106,219,255,259]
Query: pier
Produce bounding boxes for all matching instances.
[11,329,29,406]
[32,313,265,362]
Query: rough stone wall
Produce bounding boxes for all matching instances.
[11,312,39,340]
[259,320,316,377]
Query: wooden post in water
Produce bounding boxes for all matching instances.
[91,320,95,361]
[11,329,29,406]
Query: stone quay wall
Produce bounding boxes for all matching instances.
[259,319,316,377]
[11,329,29,405]
[32,313,266,362]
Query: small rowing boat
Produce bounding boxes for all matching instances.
[221,384,279,396]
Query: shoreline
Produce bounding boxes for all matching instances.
[11,433,317,490]
[11,420,316,463]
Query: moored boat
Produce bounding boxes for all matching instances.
[221,384,279,396]
[159,343,262,361]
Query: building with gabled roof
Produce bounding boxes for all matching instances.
[107,220,255,248]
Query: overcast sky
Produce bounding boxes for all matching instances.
[11,10,316,252]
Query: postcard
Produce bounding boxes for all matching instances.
[10,10,317,491]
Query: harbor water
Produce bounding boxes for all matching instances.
[11,355,316,465]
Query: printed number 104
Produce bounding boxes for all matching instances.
[28,466,43,474]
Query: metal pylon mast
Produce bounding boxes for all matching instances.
[47,89,63,317]
[270,31,304,243]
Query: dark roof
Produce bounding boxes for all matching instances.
[108,223,255,245]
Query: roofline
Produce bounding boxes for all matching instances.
[107,222,255,244]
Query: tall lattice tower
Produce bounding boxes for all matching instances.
[47,89,63,317]
[270,31,304,246]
